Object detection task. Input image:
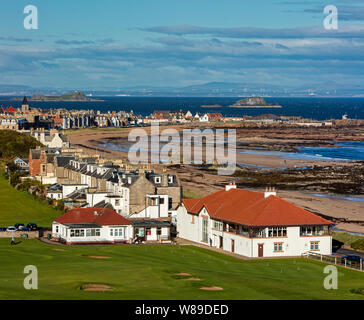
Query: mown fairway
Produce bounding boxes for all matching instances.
[0,177,60,227]
[0,239,363,300]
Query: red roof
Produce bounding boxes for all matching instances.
[7,106,16,113]
[182,187,332,227]
[207,113,222,118]
[54,208,133,226]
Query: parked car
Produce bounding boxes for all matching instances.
[6,226,17,232]
[341,255,362,264]
[26,223,38,231]
[14,223,25,230]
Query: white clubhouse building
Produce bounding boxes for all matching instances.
[177,183,333,258]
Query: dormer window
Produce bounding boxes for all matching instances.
[168,176,173,184]
[155,177,161,184]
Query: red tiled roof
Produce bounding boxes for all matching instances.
[182,188,332,227]
[54,208,133,226]
[7,106,16,113]
[206,113,222,118]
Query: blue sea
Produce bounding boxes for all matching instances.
[1,96,364,120]
[239,141,364,162]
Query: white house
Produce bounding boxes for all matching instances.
[132,195,169,219]
[199,114,209,122]
[177,183,333,258]
[52,207,134,244]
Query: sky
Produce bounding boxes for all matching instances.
[1,0,364,91]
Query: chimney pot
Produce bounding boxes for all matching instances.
[264,187,277,198]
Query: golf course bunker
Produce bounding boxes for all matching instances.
[81,284,114,292]
[184,278,201,281]
[200,286,223,291]
[88,255,110,259]
[175,272,191,276]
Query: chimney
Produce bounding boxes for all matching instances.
[264,187,277,198]
[162,173,168,187]
[225,182,236,192]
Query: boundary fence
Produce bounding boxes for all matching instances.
[302,251,363,272]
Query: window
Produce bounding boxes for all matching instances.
[146,227,151,236]
[300,226,326,236]
[115,199,120,206]
[268,227,287,237]
[110,228,124,237]
[154,177,161,184]
[202,218,208,243]
[168,176,173,184]
[159,198,164,204]
[96,229,100,236]
[70,229,84,237]
[252,228,266,238]
[55,226,59,233]
[310,241,319,251]
[157,228,161,235]
[213,220,223,231]
[274,243,283,252]
[86,229,97,237]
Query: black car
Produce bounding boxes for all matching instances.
[14,223,25,230]
[26,223,38,231]
[341,254,362,264]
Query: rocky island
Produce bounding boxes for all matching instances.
[12,91,102,102]
[229,97,282,108]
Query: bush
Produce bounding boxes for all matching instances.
[351,238,364,251]
[0,130,43,159]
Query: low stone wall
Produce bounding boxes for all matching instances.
[0,231,39,239]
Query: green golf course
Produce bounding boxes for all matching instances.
[0,161,363,300]
[0,239,363,300]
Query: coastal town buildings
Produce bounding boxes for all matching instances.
[52,207,172,244]
[199,113,223,122]
[177,183,333,258]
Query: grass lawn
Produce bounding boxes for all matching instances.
[0,239,363,300]
[333,231,364,247]
[182,189,203,199]
[0,177,60,227]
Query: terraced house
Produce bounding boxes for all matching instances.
[49,156,181,218]
[177,183,333,258]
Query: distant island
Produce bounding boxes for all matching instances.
[229,97,282,108]
[12,91,102,102]
[200,97,282,109]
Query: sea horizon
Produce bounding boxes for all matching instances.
[1,96,364,121]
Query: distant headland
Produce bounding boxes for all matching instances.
[201,97,282,109]
[11,91,103,102]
